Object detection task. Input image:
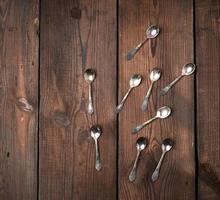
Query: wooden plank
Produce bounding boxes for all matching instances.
[196,0,220,199]
[39,0,117,199]
[0,0,39,199]
[119,0,195,199]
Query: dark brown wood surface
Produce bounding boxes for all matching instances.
[39,0,117,199]
[119,0,195,199]
[196,0,220,199]
[0,0,39,199]
[0,0,219,199]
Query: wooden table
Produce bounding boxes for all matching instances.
[0,0,219,199]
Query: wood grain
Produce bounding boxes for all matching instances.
[1,1,220,199]
[0,0,39,199]
[119,0,195,199]
[196,0,220,199]
[39,0,117,199]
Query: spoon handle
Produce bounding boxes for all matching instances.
[126,37,148,60]
[160,74,183,96]
[132,116,157,133]
[141,82,153,111]
[88,83,94,114]
[116,87,132,113]
[94,139,102,171]
[129,150,141,182]
[152,151,166,182]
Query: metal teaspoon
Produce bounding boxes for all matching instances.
[126,25,160,60]
[84,69,96,114]
[141,68,161,111]
[129,137,148,182]
[90,125,102,171]
[132,106,171,133]
[160,63,196,96]
[116,74,142,114]
[152,138,174,182]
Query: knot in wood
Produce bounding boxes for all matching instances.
[70,8,81,19]
[53,111,70,127]
[16,97,34,112]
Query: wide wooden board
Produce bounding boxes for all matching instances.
[39,0,117,199]
[119,0,195,199]
[196,0,220,199]
[0,0,39,199]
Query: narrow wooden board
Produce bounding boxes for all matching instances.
[119,0,195,199]
[39,0,117,199]
[0,0,39,199]
[196,0,220,199]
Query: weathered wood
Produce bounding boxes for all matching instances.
[0,0,39,199]
[2,1,220,199]
[196,0,220,199]
[39,0,117,199]
[119,0,195,199]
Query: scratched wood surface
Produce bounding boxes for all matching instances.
[39,0,117,199]
[1,0,220,199]
[196,0,220,199]
[0,0,39,199]
[119,0,195,199]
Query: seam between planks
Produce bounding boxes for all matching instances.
[37,0,41,199]
[193,0,199,199]
[116,0,119,199]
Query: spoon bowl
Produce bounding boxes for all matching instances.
[150,68,161,82]
[146,25,160,39]
[136,137,148,151]
[162,138,174,152]
[182,63,196,76]
[130,74,142,88]
[156,106,171,119]
[84,69,96,83]
[90,125,102,140]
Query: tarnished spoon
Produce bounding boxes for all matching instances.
[116,74,142,114]
[90,125,102,171]
[129,137,148,182]
[132,106,171,133]
[84,69,96,114]
[141,68,161,111]
[160,63,196,96]
[152,138,174,181]
[126,25,160,60]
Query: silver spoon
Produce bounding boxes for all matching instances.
[90,125,102,171]
[132,106,171,133]
[84,69,96,114]
[141,68,161,111]
[152,138,174,182]
[116,74,142,113]
[126,25,160,60]
[160,63,196,96]
[129,137,148,182]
